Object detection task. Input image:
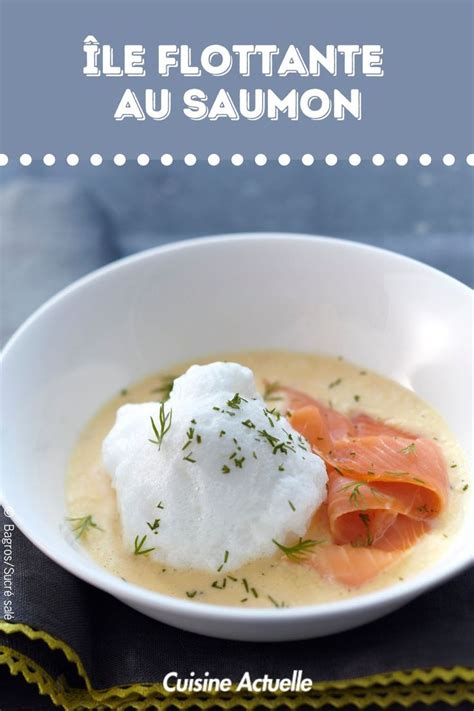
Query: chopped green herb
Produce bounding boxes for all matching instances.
[268,595,288,608]
[217,550,230,572]
[450,464,458,468]
[462,484,469,491]
[156,501,165,509]
[150,375,176,401]
[120,388,128,397]
[263,381,283,401]
[186,590,197,598]
[328,378,342,389]
[265,406,281,422]
[242,419,256,429]
[240,598,248,603]
[66,515,103,539]
[359,370,367,375]
[219,430,226,437]
[146,518,161,532]
[227,393,248,410]
[211,579,226,590]
[353,394,360,402]
[221,464,231,474]
[149,402,173,450]
[251,587,258,598]
[134,534,155,556]
[278,464,285,472]
[359,512,373,546]
[242,578,249,593]
[399,443,416,455]
[183,453,196,463]
[273,537,325,562]
[234,456,245,468]
[288,500,296,511]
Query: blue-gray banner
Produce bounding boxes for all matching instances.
[1,0,473,159]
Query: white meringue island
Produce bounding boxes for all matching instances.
[103,362,327,572]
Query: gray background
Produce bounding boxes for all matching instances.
[1,0,473,157]
[0,159,473,346]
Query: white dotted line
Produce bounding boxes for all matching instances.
[396,154,409,166]
[348,154,362,166]
[1,153,473,166]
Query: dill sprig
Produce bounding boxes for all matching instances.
[66,515,103,539]
[272,537,325,562]
[134,534,155,556]
[262,381,283,401]
[149,402,173,450]
[151,375,176,401]
[341,481,382,508]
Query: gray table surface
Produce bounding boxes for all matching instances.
[1,161,472,344]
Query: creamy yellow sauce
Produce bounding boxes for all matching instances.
[66,351,469,608]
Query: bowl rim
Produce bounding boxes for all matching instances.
[1,232,473,624]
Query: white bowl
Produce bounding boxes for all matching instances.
[1,233,472,641]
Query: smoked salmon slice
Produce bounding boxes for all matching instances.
[281,387,449,587]
[308,544,400,588]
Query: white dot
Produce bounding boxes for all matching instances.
[20,153,32,166]
[348,153,361,166]
[301,154,314,166]
[184,153,197,166]
[208,153,220,166]
[278,153,291,166]
[466,154,474,166]
[0,154,8,167]
[161,153,173,166]
[90,154,103,166]
[231,153,244,166]
[442,153,455,166]
[137,153,150,166]
[254,153,267,166]
[43,153,56,166]
[66,153,79,166]
[113,153,126,167]
[372,153,385,166]
[325,154,338,166]
[419,154,432,167]
[395,153,409,166]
